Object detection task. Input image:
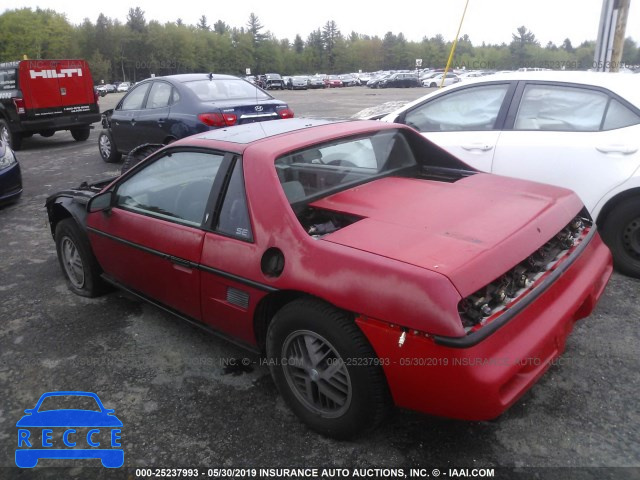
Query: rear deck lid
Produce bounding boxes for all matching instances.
[312,174,583,296]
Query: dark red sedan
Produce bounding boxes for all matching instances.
[46,119,612,438]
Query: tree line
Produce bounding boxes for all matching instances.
[0,7,638,83]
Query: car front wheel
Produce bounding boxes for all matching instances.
[98,130,122,163]
[266,298,391,438]
[601,197,640,278]
[55,219,107,297]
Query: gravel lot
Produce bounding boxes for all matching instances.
[1,87,639,480]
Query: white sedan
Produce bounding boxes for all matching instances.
[382,71,640,277]
[422,73,461,88]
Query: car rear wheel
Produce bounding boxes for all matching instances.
[71,127,91,142]
[98,130,122,163]
[55,219,108,297]
[121,143,163,174]
[0,118,22,150]
[266,298,391,438]
[601,197,640,278]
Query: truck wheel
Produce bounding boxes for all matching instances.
[0,119,22,150]
[98,131,122,163]
[601,197,640,278]
[266,298,392,438]
[71,127,91,142]
[55,219,108,297]
[40,130,55,138]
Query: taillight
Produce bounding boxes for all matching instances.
[277,108,294,119]
[198,113,237,127]
[12,98,26,115]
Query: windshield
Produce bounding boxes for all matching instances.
[38,395,101,412]
[275,129,417,205]
[185,79,271,102]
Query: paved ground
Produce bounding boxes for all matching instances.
[1,88,639,479]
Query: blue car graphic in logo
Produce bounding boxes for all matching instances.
[16,391,123,468]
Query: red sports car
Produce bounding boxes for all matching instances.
[46,119,612,438]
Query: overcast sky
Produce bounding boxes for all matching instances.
[2,0,638,46]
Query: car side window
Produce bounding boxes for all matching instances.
[404,84,510,132]
[145,82,172,109]
[514,84,609,131]
[603,99,640,130]
[115,151,224,227]
[120,83,151,111]
[216,159,253,241]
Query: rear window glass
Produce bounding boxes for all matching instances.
[0,69,17,90]
[603,99,640,130]
[185,79,270,101]
[275,129,417,204]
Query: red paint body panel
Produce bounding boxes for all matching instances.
[356,233,612,420]
[200,232,269,345]
[314,174,583,297]
[88,209,204,320]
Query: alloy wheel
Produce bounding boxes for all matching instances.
[60,236,85,289]
[281,330,352,418]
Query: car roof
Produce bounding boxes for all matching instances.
[174,118,401,153]
[470,71,638,105]
[161,73,243,83]
[188,118,338,146]
[396,71,640,116]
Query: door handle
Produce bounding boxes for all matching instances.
[461,143,493,152]
[130,119,136,126]
[596,145,638,155]
[157,118,166,125]
[169,256,193,273]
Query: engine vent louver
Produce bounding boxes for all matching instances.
[226,287,250,310]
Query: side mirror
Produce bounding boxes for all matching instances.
[88,191,113,213]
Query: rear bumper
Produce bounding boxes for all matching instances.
[14,111,101,133]
[0,162,22,205]
[357,232,612,420]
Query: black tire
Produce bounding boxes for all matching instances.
[98,130,122,163]
[600,197,640,278]
[71,127,91,142]
[121,143,163,174]
[266,298,392,438]
[40,130,55,138]
[55,218,108,297]
[0,118,22,150]
[430,82,437,88]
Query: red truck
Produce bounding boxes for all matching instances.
[0,59,100,150]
